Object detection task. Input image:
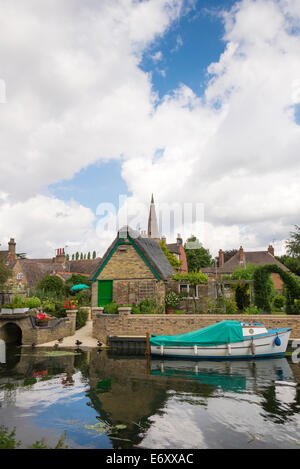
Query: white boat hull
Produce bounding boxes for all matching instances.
[150,329,291,359]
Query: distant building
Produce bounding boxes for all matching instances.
[0,240,101,289]
[202,245,289,292]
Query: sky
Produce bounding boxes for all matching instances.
[0,0,300,259]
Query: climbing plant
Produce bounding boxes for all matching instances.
[253,264,300,314]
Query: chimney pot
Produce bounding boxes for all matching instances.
[268,245,274,256]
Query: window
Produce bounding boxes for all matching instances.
[17,273,23,280]
[178,284,199,298]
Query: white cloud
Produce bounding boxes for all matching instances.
[0,0,300,257]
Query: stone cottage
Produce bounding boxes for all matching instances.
[90,226,174,308]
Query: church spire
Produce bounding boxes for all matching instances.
[147,194,160,240]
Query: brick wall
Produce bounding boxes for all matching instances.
[93,311,300,344]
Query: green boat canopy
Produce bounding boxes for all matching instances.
[150,320,244,347]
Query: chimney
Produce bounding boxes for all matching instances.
[55,248,66,264]
[268,245,274,256]
[8,238,16,261]
[239,246,244,262]
[218,249,224,268]
[176,234,183,246]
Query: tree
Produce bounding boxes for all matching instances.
[92,251,96,259]
[231,264,257,310]
[0,259,12,289]
[75,252,79,260]
[172,270,208,312]
[37,275,64,295]
[72,254,75,260]
[276,255,300,276]
[87,252,91,260]
[159,239,182,270]
[184,235,213,271]
[286,225,300,258]
[80,253,83,260]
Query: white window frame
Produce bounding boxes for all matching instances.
[178,284,199,299]
[17,273,23,280]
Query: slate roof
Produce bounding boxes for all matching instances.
[202,250,289,274]
[90,226,174,281]
[15,258,101,287]
[166,243,180,255]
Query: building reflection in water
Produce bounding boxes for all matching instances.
[0,347,299,449]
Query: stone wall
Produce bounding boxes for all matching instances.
[97,242,156,280]
[93,310,300,344]
[92,241,167,307]
[0,311,76,345]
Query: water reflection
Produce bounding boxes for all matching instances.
[0,347,299,449]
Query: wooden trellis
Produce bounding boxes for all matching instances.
[214,279,254,312]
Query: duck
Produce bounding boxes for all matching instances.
[58,338,64,343]
[75,340,82,346]
[53,343,59,350]
[97,341,103,347]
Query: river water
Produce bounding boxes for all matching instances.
[0,344,299,449]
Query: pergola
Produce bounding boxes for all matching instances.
[214,279,254,312]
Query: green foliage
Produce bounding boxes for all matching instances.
[159,239,182,270]
[292,299,300,314]
[0,426,21,449]
[139,297,159,313]
[0,259,12,288]
[231,263,257,280]
[76,308,89,329]
[37,275,64,295]
[184,235,213,271]
[172,270,208,286]
[276,255,300,276]
[165,291,180,309]
[244,305,263,315]
[42,299,56,313]
[272,295,285,310]
[0,426,68,449]
[218,297,238,314]
[103,302,119,314]
[73,289,91,306]
[253,264,300,313]
[286,225,300,258]
[66,273,91,291]
[25,296,41,309]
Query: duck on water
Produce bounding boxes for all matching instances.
[150,320,292,359]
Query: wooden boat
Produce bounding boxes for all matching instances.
[150,320,291,359]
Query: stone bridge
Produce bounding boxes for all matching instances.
[0,311,77,345]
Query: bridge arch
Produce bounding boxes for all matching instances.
[0,322,23,345]
[253,264,300,313]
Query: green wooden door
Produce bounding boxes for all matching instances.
[98,280,113,306]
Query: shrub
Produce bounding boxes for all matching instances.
[139,297,158,313]
[76,308,89,329]
[37,275,64,295]
[74,290,91,306]
[11,295,27,308]
[219,298,238,314]
[165,291,179,310]
[103,302,118,314]
[244,305,263,315]
[25,297,41,309]
[292,299,300,314]
[42,299,56,313]
[272,295,285,310]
